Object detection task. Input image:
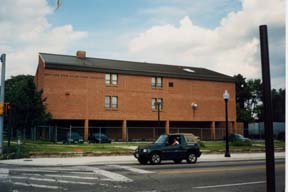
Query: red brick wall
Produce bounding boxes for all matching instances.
[37,67,236,122]
[34,56,45,91]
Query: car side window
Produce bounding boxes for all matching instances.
[176,136,181,144]
[169,136,180,145]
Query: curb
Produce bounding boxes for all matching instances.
[0,152,285,167]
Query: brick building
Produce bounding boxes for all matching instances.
[35,51,238,141]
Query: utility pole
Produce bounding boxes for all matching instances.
[0,54,6,154]
[259,25,275,192]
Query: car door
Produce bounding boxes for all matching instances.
[177,135,188,159]
[161,136,182,160]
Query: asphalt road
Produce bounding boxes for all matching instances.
[0,159,285,192]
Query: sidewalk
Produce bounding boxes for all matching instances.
[0,152,285,166]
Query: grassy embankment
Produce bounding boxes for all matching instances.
[0,139,285,159]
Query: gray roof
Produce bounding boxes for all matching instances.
[39,53,234,82]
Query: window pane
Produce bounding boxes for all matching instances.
[112,96,118,108]
[157,98,163,110]
[112,74,118,85]
[152,98,156,109]
[105,74,111,85]
[105,96,110,108]
[151,77,156,87]
[157,77,162,87]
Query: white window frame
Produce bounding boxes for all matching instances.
[111,96,118,109]
[105,73,118,85]
[105,96,111,108]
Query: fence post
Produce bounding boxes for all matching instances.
[34,127,37,141]
[48,126,51,141]
[69,125,72,141]
[99,127,102,143]
[31,127,33,141]
[32,127,35,141]
[55,126,57,143]
[126,127,129,142]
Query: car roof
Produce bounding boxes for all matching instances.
[168,133,196,136]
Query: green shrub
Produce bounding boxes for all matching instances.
[0,152,17,160]
[231,140,252,147]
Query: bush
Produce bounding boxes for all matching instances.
[231,140,252,147]
[0,152,17,160]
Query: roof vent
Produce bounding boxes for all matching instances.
[76,50,86,59]
[183,68,195,73]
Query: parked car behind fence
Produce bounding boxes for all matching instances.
[88,133,112,143]
[63,132,84,144]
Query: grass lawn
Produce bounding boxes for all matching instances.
[200,140,285,151]
[1,139,285,159]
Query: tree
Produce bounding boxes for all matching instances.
[4,75,51,138]
[234,74,259,123]
[234,74,285,123]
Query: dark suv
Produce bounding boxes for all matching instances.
[63,132,84,144]
[88,133,112,143]
[134,133,201,165]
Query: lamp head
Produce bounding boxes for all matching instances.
[191,102,198,109]
[223,90,230,100]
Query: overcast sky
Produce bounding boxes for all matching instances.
[0,0,285,89]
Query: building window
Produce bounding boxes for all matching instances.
[105,73,118,85]
[152,77,163,88]
[152,98,163,110]
[169,82,174,87]
[111,74,118,85]
[105,74,111,85]
[105,96,118,109]
[105,96,111,108]
[111,96,118,109]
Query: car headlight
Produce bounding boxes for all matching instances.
[142,149,149,153]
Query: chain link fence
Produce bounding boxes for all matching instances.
[29,126,244,142]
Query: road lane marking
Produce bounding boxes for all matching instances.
[34,167,79,171]
[13,182,61,189]
[45,174,100,180]
[159,164,285,175]
[70,171,97,175]
[79,166,133,182]
[22,173,100,180]
[194,181,266,189]
[0,168,9,179]
[10,168,57,173]
[11,176,95,185]
[92,168,133,182]
[108,165,154,174]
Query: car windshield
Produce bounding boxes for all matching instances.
[155,135,168,144]
[235,134,244,139]
[68,132,80,138]
[95,134,107,138]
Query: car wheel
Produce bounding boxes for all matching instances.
[138,158,148,165]
[150,152,161,165]
[173,159,182,164]
[186,152,197,164]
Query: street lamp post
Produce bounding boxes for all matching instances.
[153,101,161,139]
[157,101,161,127]
[0,54,6,154]
[223,90,230,157]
